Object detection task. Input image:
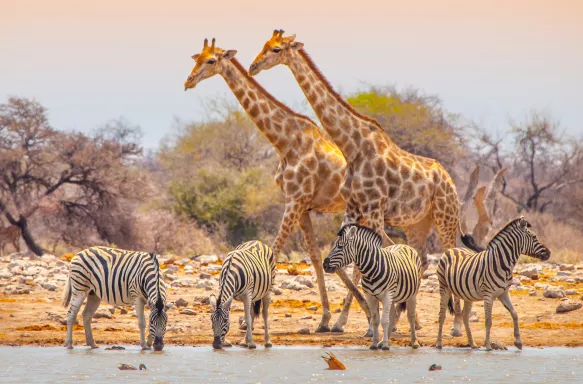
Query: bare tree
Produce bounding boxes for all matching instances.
[473,111,583,213]
[0,97,146,255]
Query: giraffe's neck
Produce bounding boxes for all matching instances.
[286,49,376,162]
[221,58,299,156]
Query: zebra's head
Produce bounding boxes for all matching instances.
[209,293,233,349]
[516,216,551,261]
[147,296,168,351]
[323,224,363,273]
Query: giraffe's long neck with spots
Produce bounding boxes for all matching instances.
[220,58,296,156]
[286,49,370,163]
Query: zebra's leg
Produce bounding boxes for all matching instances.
[242,292,256,349]
[65,292,87,349]
[436,290,450,349]
[135,298,150,350]
[298,212,331,333]
[365,294,380,350]
[407,296,420,349]
[498,291,522,350]
[404,215,433,331]
[379,295,395,351]
[82,293,101,348]
[262,294,272,348]
[462,300,478,349]
[483,297,495,351]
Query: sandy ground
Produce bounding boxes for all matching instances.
[1,259,583,349]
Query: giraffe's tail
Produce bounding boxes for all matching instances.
[458,222,484,253]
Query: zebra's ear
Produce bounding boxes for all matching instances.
[346,226,358,241]
[224,296,234,310]
[519,216,527,229]
[209,294,217,311]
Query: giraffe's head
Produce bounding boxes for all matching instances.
[248,29,303,76]
[184,38,238,91]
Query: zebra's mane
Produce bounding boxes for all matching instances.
[216,256,234,307]
[487,217,528,248]
[338,224,382,245]
[150,252,164,310]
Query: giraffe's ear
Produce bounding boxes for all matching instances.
[290,41,304,50]
[191,53,200,60]
[222,50,237,60]
[284,34,296,42]
[209,294,217,311]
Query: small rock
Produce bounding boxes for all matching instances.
[528,290,537,297]
[543,286,566,299]
[272,286,283,295]
[280,280,305,291]
[285,313,292,318]
[556,271,572,277]
[519,276,531,283]
[560,264,575,271]
[120,308,128,315]
[556,301,582,313]
[510,277,521,286]
[180,309,197,315]
[334,308,342,313]
[199,272,212,280]
[301,315,313,320]
[565,289,578,296]
[469,311,479,323]
[196,296,210,305]
[307,305,318,311]
[490,341,507,350]
[195,255,219,264]
[108,307,115,315]
[94,309,113,319]
[294,276,315,288]
[298,328,310,335]
[40,282,57,291]
[520,264,541,278]
[175,298,188,307]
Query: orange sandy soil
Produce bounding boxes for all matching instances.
[1,264,582,349]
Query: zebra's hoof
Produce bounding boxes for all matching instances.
[415,324,423,331]
[381,346,391,351]
[450,328,463,337]
[141,346,151,351]
[265,343,272,348]
[412,343,420,349]
[471,344,479,349]
[514,341,523,350]
[223,341,233,348]
[65,345,73,350]
[485,346,493,351]
[330,325,344,333]
[369,345,378,350]
[315,325,330,333]
[436,344,442,350]
[248,344,257,349]
[362,329,373,338]
[392,326,398,332]
[89,345,99,349]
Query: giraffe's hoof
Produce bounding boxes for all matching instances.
[315,325,330,333]
[450,328,463,337]
[223,341,233,348]
[265,343,273,348]
[436,344,443,350]
[471,344,479,349]
[65,345,73,350]
[362,329,373,338]
[415,324,423,331]
[485,347,493,352]
[514,341,523,350]
[369,345,378,350]
[330,325,344,333]
[392,326,398,332]
[412,342,420,349]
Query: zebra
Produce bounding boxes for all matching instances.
[436,216,550,351]
[62,246,168,351]
[323,224,422,350]
[209,240,276,349]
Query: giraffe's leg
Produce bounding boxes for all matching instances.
[333,267,371,333]
[483,297,495,351]
[403,214,433,332]
[272,200,305,261]
[82,293,101,348]
[262,294,272,348]
[64,292,86,349]
[298,212,331,333]
[436,290,451,349]
[498,291,522,350]
[432,207,464,337]
[462,300,478,349]
[135,297,150,350]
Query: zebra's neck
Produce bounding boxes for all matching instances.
[217,259,237,306]
[486,225,523,274]
[354,240,382,276]
[136,257,163,304]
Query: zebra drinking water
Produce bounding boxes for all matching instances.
[209,240,276,349]
[323,224,422,350]
[436,216,550,350]
[62,246,168,351]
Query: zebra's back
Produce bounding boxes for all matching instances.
[438,247,491,301]
[219,240,275,303]
[69,246,156,305]
[361,244,421,302]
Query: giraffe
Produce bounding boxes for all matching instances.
[249,30,481,335]
[183,38,371,333]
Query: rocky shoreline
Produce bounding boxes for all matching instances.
[1,252,583,348]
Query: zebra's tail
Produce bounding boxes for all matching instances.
[252,300,262,320]
[447,297,455,316]
[62,277,72,308]
[395,302,407,322]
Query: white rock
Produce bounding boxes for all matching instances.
[195,279,214,289]
[565,289,578,295]
[174,259,190,266]
[41,282,57,291]
[178,279,196,288]
[0,270,13,279]
[556,301,582,313]
[280,280,306,291]
[196,255,219,264]
[520,264,541,278]
[271,286,283,295]
[534,282,548,290]
[294,276,314,288]
[93,309,112,319]
[543,286,565,299]
[556,271,572,277]
[559,264,575,271]
[41,254,57,263]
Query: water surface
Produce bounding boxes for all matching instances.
[1,346,580,383]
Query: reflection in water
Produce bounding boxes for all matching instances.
[1,346,581,383]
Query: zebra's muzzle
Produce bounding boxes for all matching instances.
[323,258,336,274]
[153,337,164,351]
[212,337,223,350]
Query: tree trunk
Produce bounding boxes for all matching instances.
[16,216,45,256]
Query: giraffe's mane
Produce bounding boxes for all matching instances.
[297,48,383,133]
[229,58,319,128]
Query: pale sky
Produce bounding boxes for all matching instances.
[1,0,581,149]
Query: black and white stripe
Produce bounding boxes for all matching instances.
[436,216,550,350]
[209,240,276,349]
[323,224,422,350]
[62,246,168,351]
